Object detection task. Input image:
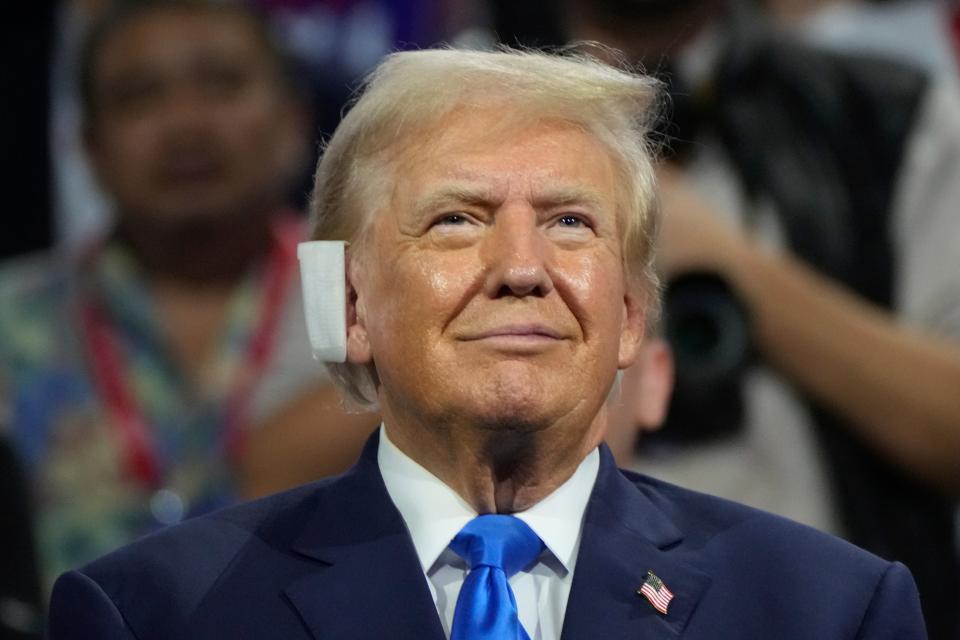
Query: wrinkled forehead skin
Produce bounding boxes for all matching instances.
[352,106,638,283]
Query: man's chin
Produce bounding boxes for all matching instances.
[460,393,563,437]
[473,414,545,435]
[445,366,582,429]
[118,201,259,233]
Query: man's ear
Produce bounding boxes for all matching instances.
[618,290,647,369]
[604,337,674,465]
[631,338,674,432]
[345,255,372,364]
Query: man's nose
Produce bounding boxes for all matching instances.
[481,207,555,298]
[158,84,217,138]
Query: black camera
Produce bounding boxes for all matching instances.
[643,271,753,447]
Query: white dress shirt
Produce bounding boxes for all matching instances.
[378,425,599,640]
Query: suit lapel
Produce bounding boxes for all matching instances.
[561,447,711,639]
[283,432,446,640]
[280,436,711,639]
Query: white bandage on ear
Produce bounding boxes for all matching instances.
[297,241,348,362]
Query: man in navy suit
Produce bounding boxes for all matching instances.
[48,44,926,639]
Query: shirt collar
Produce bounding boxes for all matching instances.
[378,425,599,575]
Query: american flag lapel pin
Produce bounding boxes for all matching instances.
[637,570,675,615]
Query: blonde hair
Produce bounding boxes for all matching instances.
[310,45,663,408]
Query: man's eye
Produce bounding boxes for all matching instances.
[103,78,164,114]
[437,214,468,225]
[557,215,587,227]
[198,66,250,98]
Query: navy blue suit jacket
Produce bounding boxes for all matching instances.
[48,432,926,639]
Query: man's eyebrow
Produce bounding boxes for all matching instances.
[530,186,608,211]
[412,184,500,216]
[417,183,607,206]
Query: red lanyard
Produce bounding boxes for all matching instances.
[80,217,301,490]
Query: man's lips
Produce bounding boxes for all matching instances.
[157,154,225,183]
[460,324,565,341]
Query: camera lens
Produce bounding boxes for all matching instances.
[665,272,752,386]
[645,271,753,445]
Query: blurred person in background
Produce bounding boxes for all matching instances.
[565,0,960,636]
[0,0,379,594]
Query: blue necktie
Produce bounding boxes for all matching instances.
[449,514,545,640]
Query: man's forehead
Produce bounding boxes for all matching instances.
[94,8,269,78]
[394,120,620,202]
[355,106,630,240]
[421,109,594,148]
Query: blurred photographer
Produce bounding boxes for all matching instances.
[566,0,960,637]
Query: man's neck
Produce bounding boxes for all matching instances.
[113,208,277,380]
[151,281,235,384]
[383,410,607,514]
[114,208,275,287]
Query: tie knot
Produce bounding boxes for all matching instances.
[450,515,544,577]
